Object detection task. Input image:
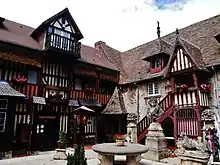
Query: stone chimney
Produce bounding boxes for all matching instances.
[94,41,106,50]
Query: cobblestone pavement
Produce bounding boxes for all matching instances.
[0,149,180,165]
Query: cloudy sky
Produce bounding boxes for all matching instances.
[1,0,220,51]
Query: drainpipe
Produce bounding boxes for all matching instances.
[134,82,139,122]
[212,66,219,115]
[211,66,220,148]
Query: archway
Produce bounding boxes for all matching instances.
[161,117,175,147]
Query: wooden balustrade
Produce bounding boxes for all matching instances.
[159,92,173,112]
[70,90,111,105]
[173,88,209,107]
[137,116,151,138]
[173,89,197,107]
[198,90,209,107]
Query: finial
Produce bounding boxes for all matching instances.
[157,21,161,39]
[176,28,179,39]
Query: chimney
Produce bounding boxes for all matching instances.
[94,41,106,50]
[0,17,5,23]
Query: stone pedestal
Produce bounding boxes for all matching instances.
[143,122,167,161]
[178,150,210,165]
[98,154,114,165]
[127,121,137,143]
[53,149,67,160]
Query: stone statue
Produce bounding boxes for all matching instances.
[147,97,164,121]
[176,133,208,154]
[201,109,215,122]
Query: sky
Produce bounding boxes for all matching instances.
[0,0,220,52]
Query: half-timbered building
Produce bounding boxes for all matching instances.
[98,15,220,147]
[0,8,123,156]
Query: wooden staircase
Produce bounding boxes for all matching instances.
[137,92,173,143]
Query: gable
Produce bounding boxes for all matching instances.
[31,8,83,40]
[170,46,194,73]
[51,18,75,33]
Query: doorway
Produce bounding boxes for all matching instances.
[35,117,59,151]
[161,117,175,147]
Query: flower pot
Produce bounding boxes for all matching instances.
[57,141,67,149]
[116,139,125,146]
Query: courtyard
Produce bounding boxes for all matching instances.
[0,148,179,165]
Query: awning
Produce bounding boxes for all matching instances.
[33,96,46,105]
[73,106,95,113]
[0,81,25,97]
[79,99,102,107]
[68,99,79,107]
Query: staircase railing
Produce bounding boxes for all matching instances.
[137,92,173,140]
[137,116,151,136]
[158,92,173,112]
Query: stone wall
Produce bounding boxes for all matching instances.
[122,79,168,121]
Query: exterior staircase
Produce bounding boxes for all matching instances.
[137,92,173,143]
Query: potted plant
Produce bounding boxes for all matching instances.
[114,134,125,146]
[12,75,27,86]
[200,84,211,92]
[57,131,68,149]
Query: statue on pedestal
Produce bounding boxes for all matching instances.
[147,97,164,122]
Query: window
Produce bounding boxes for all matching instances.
[152,59,161,69]
[0,112,6,132]
[27,70,38,84]
[0,99,7,109]
[148,83,159,96]
[75,78,82,90]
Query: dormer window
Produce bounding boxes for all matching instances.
[150,58,162,73]
[152,59,161,69]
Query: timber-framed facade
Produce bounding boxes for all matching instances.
[0,8,126,155]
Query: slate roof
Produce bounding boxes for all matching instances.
[0,9,119,72]
[0,81,25,97]
[142,38,173,61]
[0,52,41,67]
[100,14,220,84]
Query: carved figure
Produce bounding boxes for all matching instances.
[176,133,208,154]
[201,109,215,122]
[147,97,164,121]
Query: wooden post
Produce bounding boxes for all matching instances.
[170,77,175,92]
[28,99,34,153]
[193,72,198,88]
[173,107,177,144]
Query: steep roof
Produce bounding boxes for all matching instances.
[101,87,126,114]
[0,9,118,71]
[143,38,173,61]
[117,14,220,84]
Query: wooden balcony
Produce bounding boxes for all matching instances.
[173,88,209,107]
[45,33,81,57]
[70,90,111,105]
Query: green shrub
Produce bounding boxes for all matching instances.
[59,131,68,143]
[66,144,87,165]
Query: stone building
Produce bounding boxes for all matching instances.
[99,14,220,144]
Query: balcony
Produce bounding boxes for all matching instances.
[45,33,81,58]
[70,90,111,105]
[173,88,209,107]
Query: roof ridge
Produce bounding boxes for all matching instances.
[123,13,220,53]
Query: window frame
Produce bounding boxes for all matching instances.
[148,83,160,96]
[0,99,8,109]
[0,112,6,132]
[27,70,38,85]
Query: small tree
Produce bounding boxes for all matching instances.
[67,144,87,165]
